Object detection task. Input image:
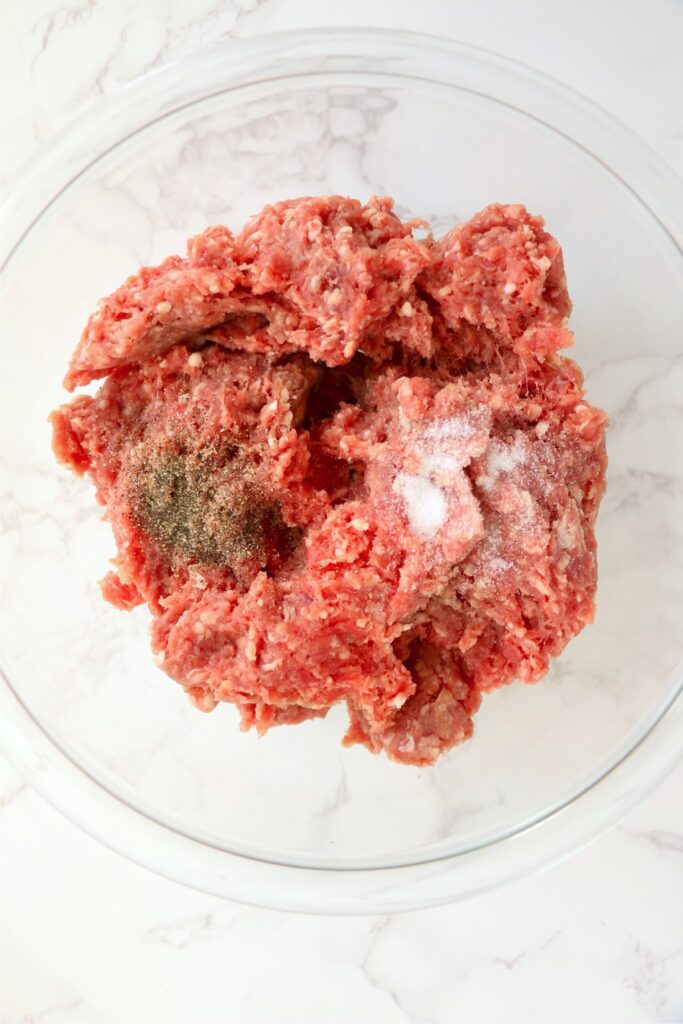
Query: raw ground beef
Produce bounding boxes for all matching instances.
[51,196,607,766]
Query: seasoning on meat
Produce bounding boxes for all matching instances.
[51,196,607,765]
[129,441,302,576]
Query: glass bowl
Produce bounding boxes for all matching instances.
[1,29,682,914]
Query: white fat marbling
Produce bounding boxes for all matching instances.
[2,2,682,1022]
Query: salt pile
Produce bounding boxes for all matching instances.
[394,412,483,541]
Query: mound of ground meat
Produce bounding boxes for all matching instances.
[51,196,607,766]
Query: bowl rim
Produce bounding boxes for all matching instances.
[1,26,682,913]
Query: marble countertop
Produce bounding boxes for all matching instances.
[1,1,682,1021]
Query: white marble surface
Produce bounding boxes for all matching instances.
[1,1,683,1021]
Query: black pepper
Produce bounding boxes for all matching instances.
[128,439,300,576]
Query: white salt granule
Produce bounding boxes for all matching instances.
[416,413,479,479]
[423,415,477,444]
[394,412,482,539]
[485,435,527,477]
[419,453,460,476]
[394,471,447,539]
[477,435,529,493]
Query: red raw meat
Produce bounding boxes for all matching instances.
[52,197,607,765]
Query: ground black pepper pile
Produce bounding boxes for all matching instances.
[129,440,300,577]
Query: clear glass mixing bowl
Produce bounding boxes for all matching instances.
[1,29,682,913]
